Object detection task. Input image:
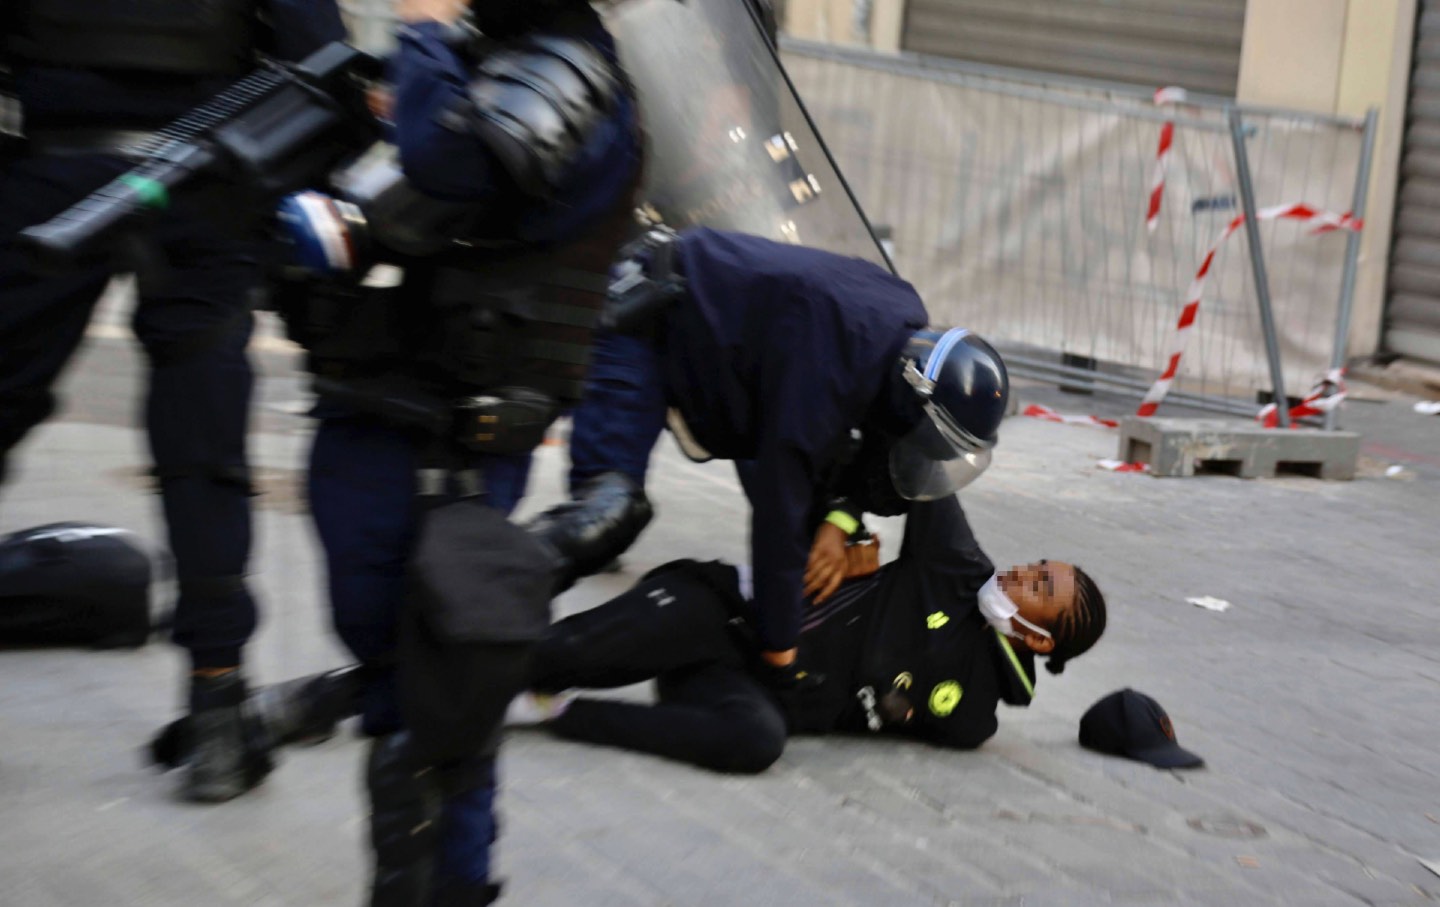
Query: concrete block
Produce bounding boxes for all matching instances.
[1117,417,1361,480]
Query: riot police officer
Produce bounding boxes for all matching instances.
[278,0,643,901]
[0,1,346,802]
[533,226,1010,685]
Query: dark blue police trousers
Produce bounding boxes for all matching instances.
[567,330,667,491]
[0,152,260,668]
[308,415,533,886]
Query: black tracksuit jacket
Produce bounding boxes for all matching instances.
[789,495,1038,748]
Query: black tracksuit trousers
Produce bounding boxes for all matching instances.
[529,562,787,774]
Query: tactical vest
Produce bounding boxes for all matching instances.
[290,149,642,433]
[423,201,639,407]
[8,0,257,76]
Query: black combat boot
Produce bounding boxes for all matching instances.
[183,671,273,803]
[434,880,503,906]
[150,666,363,770]
[367,733,443,907]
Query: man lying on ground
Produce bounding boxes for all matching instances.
[508,493,1107,773]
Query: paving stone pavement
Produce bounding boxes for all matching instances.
[1,320,1438,906]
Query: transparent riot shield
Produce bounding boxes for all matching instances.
[603,0,891,267]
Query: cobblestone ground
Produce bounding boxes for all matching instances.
[1,320,1438,906]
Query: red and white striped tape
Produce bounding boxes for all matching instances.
[1021,406,1148,472]
[1136,203,1362,418]
[1023,404,1118,429]
[1097,458,1150,473]
[1146,87,1187,233]
[1257,368,1346,428]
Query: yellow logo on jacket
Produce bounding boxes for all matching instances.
[926,611,949,630]
[928,680,962,716]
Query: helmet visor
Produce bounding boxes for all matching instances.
[888,405,995,500]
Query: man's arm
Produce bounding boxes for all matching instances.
[897,495,994,592]
[261,0,350,62]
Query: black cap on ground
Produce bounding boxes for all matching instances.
[1079,688,1204,769]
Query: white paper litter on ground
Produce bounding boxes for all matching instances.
[1187,596,1231,612]
[1415,401,1440,416]
[1386,465,1405,477]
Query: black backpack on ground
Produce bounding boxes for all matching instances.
[0,522,152,649]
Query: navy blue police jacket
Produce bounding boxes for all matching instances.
[666,228,929,652]
[791,495,1038,749]
[388,14,639,241]
[9,1,346,130]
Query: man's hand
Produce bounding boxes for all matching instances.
[760,647,797,667]
[804,521,848,605]
[395,0,469,24]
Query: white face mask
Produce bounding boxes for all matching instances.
[977,574,1052,641]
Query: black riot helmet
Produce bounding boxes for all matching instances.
[0,523,153,649]
[889,328,1009,500]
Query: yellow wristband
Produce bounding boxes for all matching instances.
[825,510,860,536]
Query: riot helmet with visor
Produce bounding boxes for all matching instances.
[889,328,1009,500]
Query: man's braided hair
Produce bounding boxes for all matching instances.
[1044,566,1106,676]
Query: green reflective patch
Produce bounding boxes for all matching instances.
[119,174,170,210]
[928,680,962,716]
[926,611,950,630]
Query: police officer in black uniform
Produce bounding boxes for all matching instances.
[274,0,643,901]
[0,1,346,803]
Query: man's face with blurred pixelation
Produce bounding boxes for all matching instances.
[998,560,1077,636]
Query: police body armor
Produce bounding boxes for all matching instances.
[6,0,257,76]
[283,29,637,456]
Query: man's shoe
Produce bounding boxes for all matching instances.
[182,672,273,803]
[149,667,363,771]
[250,667,363,747]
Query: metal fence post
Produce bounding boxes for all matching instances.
[1325,107,1379,430]
[1228,105,1290,428]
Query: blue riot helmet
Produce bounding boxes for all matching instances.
[890,327,1009,500]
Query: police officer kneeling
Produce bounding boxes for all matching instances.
[273,0,642,902]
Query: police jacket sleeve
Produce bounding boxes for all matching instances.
[390,22,625,204]
[390,22,504,200]
[260,0,349,62]
[747,303,857,652]
[748,440,816,652]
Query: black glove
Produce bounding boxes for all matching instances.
[524,472,654,593]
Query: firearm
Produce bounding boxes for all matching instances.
[17,41,383,271]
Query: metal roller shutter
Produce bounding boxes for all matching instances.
[1387,0,1440,364]
[901,0,1247,96]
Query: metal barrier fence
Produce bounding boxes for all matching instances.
[780,40,1376,420]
